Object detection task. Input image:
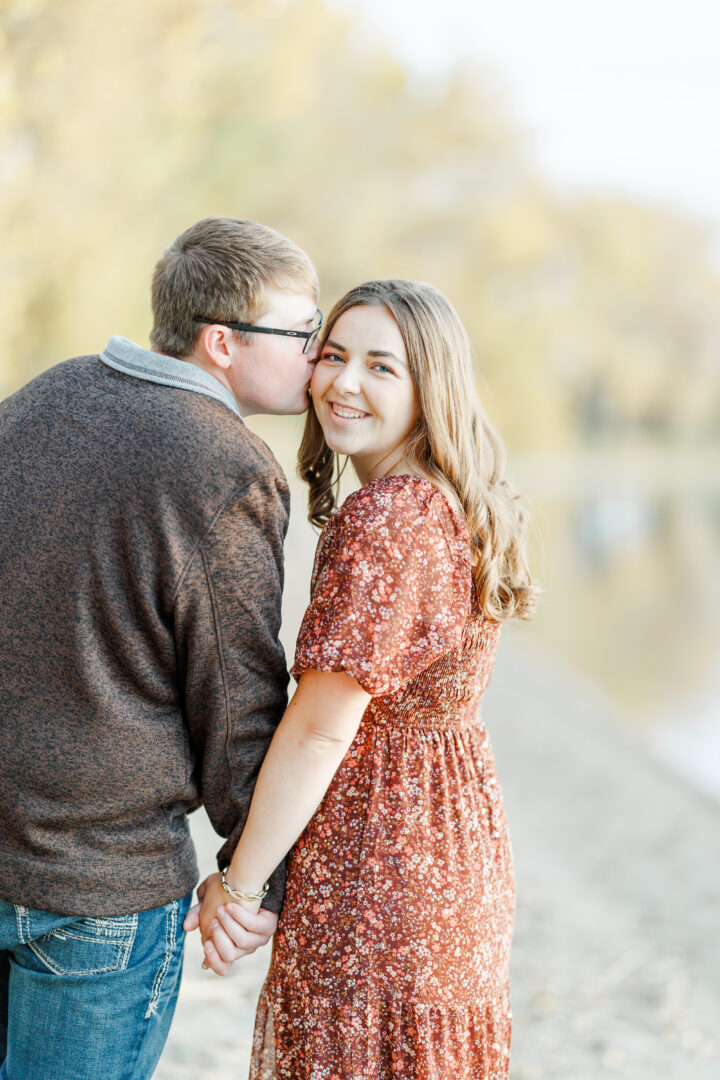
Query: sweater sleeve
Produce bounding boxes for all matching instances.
[174,473,290,914]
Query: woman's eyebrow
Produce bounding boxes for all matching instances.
[324,338,346,352]
[368,349,402,362]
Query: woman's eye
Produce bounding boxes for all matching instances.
[372,363,392,375]
[321,352,344,364]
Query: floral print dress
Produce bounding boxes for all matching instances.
[250,474,515,1080]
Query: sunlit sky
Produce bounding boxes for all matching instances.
[331,0,720,229]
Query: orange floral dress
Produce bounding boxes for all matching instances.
[250,475,515,1080]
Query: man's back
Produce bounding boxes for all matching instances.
[0,355,290,916]
[0,215,319,1080]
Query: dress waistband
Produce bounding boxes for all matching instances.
[364,697,483,732]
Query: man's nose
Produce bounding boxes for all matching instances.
[306,336,320,362]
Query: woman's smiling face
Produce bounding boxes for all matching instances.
[310,304,419,482]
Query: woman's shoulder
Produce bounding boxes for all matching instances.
[327,474,470,553]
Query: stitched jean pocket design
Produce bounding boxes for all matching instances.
[145,898,182,1019]
[29,913,138,976]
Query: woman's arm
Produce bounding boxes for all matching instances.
[188,669,371,973]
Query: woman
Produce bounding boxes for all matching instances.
[196,280,536,1078]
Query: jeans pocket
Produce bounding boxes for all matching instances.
[28,913,138,976]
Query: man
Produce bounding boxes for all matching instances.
[0,218,321,1079]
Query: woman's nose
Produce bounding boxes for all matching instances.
[332,361,361,394]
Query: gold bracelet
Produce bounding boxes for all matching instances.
[220,867,269,902]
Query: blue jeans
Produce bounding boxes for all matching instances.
[0,892,192,1080]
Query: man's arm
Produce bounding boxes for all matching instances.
[174,471,290,914]
[188,670,371,975]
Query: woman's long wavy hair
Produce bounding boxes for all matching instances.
[299,280,537,623]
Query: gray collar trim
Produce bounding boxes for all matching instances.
[99,335,243,420]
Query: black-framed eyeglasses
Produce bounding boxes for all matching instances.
[194,308,323,355]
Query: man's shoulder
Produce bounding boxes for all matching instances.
[175,399,288,490]
[2,352,98,394]
[0,356,100,427]
[125,381,290,514]
[1,351,288,500]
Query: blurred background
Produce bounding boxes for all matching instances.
[1,1,718,1076]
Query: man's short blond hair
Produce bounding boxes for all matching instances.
[150,218,318,358]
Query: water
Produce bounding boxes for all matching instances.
[518,450,720,800]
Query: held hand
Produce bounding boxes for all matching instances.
[184,871,277,975]
[193,872,231,974]
[182,873,230,974]
[182,876,208,934]
[208,904,278,971]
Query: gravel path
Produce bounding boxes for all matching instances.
[488,639,719,1079]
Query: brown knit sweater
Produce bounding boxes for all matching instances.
[0,354,290,916]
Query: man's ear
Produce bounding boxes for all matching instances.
[198,325,235,371]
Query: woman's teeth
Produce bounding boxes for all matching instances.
[332,403,367,419]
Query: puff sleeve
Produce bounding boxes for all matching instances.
[291,478,471,696]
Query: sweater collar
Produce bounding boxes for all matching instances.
[99,336,243,420]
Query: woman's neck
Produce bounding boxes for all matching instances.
[351,445,415,486]
[352,454,465,520]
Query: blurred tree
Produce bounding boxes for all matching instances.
[1,0,719,450]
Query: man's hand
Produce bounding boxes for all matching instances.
[183,873,278,976]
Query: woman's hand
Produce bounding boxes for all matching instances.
[206,902,278,974]
[183,873,278,975]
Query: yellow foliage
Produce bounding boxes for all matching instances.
[1,0,719,451]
